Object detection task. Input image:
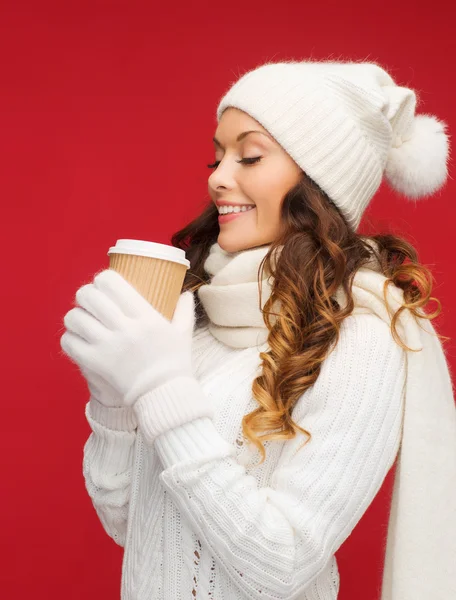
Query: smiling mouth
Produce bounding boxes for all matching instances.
[218,207,256,223]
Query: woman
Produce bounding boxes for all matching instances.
[60,59,456,599]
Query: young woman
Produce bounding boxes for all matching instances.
[60,59,456,599]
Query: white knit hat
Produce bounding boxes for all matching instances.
[216,60,451,231]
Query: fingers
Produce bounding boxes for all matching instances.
[93,269,151,319]
[64,306,107,343]
[171,291,196,334]
[75,282,125,329]
[60,330,96,370]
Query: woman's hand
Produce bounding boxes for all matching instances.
[60,269,196,407]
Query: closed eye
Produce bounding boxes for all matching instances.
[207,156,263,169]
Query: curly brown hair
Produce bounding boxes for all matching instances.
[171,172,449,466]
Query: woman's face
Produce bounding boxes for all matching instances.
[208,107,303,253]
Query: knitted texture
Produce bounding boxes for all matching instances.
[83,314,406,599]
[82,241,456,599]
[216,60,450,231]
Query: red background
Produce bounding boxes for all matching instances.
[2,1,454,598]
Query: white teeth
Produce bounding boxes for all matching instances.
[218,205,255,214]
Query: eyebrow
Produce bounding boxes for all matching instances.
[212,130,273,148]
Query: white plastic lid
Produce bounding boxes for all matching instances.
[107,239,190,268]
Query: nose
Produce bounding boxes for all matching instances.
[208,156,239,194]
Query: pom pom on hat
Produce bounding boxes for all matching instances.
[384,114,451,199]
[215,60,452,230]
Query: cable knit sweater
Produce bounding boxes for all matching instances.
[83,317,407,598]
[82,241,455,599]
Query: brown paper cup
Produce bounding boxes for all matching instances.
[107,239,190,321]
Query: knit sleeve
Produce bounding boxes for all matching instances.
[137,313,406,599]
[82,397,137,548]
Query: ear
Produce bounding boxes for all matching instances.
[171,291,196,335]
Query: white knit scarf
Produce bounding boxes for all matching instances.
[197,241,456,599]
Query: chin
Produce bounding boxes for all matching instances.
[217,235,270,254]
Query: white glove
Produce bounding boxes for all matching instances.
[80,367,125,409]
[60,269,196,407]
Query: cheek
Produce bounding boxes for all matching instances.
[244,172,285,219]
[257,196,282,219]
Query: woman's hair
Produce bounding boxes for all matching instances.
[171,172,449,466]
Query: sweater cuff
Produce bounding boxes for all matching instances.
[87,397,138,432]
[154,416,236,470]
[133,376,215,446]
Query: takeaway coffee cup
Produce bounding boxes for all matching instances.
[107,239,190,321]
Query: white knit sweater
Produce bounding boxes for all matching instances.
[83,314,406,599]
[82,240,456,599]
